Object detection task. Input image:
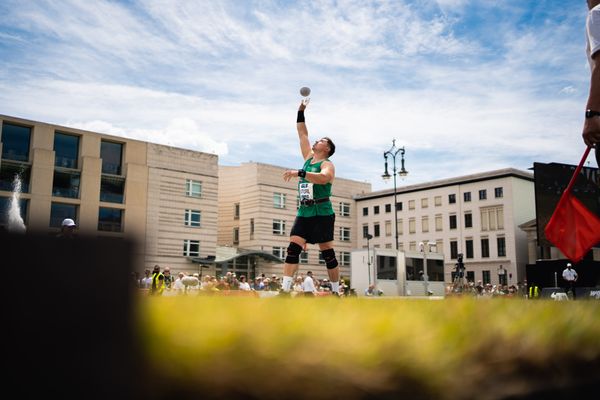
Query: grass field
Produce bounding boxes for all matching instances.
[138,295,600,399]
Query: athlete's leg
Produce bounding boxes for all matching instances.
[319,241,340,294]
[282,235,306,292]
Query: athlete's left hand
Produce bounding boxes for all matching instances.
[283,170,299,182]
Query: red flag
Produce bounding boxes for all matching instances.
[545,147,600,263]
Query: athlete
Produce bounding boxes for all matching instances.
[281,99,340,295]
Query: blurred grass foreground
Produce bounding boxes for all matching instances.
[140,296,600,400]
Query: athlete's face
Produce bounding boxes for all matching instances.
[312,138,330,153]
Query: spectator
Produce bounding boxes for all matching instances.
[302,271,317,297]
[562,262,578,299]
[364,284,384,297]
[150,265,165,296]
[140,268,152,289]
[57,218,77,239]
[238,275,251,291]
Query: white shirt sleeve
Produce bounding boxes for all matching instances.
[587,6,600,64]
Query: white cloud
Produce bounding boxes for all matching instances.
[0,0,591,191]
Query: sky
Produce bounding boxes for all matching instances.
[0,0,590,191]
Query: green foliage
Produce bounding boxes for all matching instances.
[139,296,600,399]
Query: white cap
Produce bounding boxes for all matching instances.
[567,263,572,267]
[61,218,76,227]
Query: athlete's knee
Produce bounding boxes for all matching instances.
[322,248,338,269]
[285,242,303,264]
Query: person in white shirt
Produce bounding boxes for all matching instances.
[172,272,186,293]
[562,263,579,299]
[302,271,317,297]
[238,275,252,291]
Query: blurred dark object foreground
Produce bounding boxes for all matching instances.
[2,231,141,399]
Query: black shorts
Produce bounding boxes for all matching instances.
[290,214,335,244]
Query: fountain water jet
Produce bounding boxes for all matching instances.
[7,174,26,234]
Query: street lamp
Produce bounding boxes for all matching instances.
[419,241,436,296]
[382,139,408,250]
[366,233,373,285]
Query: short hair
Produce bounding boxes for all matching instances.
[323,137,335,157]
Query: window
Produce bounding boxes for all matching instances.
[100,140,123,175]
[435,214,443,231]
[183,240,200,257]
[0,161,31,193]
[421,198,428,208]
[234,203,240,219]
[436,239,444,255]
[98,207,123,232]
[449,214,457,230]
[340,251,351,266]
[374,205,380,215]
[465,239,474,258]
[464,212,472,228]
[52,169,81,199]
[376,254,397,280]
[409,241,416,251]
[408,200,415,210]
[1,123,31,162]
[340,202,350,217]
[482,270,491,285]
[272,246,285,260]
[362,224,369,238]
[408,218,416,234]
[497,237,506,257]
[481,206,504,231]
[185,179,202,197]
[273,192,286,209]
[250,218,254,238]
[421,216,429,233]
[184,209,201,227]
[398,219,403,235]
[99,175,125,203]
[272,219,285,235]
[340,226,351,241]
[374,223,380,237]
[54,132,80,169]
[495,187,503,198]
[318,251,325,265]
[296,251,307,264]
[450,240,458,259]
[464,192,471,202]
[434,196,442,206]
[385,204,391,213]
[395,202,402,211]
[481,238,490,258]
[448,194,456,204]
[385,220,392,236]
[49,202,77,228]
[233,227,239,244]
[479,189,487,200]
[363,207,368,216]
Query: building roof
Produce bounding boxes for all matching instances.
[354,168,533,201]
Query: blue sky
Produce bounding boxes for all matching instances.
[0,0,589,191]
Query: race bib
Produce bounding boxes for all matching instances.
[299,182,314,201]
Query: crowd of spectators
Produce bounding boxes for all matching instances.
[134,267,354,297]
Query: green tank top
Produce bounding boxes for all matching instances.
[297,157,334,217]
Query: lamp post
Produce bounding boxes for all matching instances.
[382,139,408,250]
[419,241,436,296]
[366,233,373,285]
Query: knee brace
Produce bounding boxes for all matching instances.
[322,248,338,269]
[285,242,303,264]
